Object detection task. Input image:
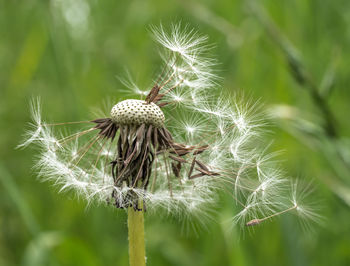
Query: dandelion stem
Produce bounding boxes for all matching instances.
[128,202,146,266]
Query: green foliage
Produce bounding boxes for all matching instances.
[1,0,350,265]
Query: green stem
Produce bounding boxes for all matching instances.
[128,204,146,266]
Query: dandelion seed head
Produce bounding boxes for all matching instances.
[21,23,318,229]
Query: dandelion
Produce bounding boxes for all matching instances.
[21,24,318,265]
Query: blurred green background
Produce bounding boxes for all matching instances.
[1,0,350,265]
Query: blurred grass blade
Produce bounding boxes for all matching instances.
[269,104,324,142]
[21,231,64,266]
[177,0,243,49]
[319,48,340,98]
[0,163,40,235]
[321,176,350,207]
[9,23,48,93]
[247,0,338,138]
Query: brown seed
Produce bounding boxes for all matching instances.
[246,219,262,227]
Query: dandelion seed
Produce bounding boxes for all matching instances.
[21,23,317,230]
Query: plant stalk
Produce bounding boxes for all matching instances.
[127,204,146,266]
